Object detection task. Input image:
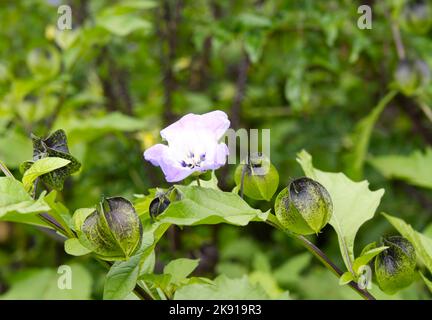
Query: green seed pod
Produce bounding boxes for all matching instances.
[394,59,430,96]
[234,153,279,201]
[375,236,416,295]
[78,197,142,260]
[20,130,81,190]
[275,177,332,235]
[402,0,432,35]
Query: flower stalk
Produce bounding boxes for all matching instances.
[266,214,376,300]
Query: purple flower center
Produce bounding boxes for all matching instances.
[180,152,206,169]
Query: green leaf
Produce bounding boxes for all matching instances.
[22,157,70,192]
[0,131,32,168]
[163,258,200,283]
[244,31,266,64]
[352,246,388,275]
[0,177,50,226]
[103,223,170,300]
[97,14,151,37]
[64,238,92,256]
[96,2,156,37]
[339,271,354,285]
[174,275,270,300]
[103,230,155,300]
[297,150,385,273]
[26,46,61,79]
[274,253,312,286]
[343,91,397,180]
[0,264,92,300]
[420,273,432,293]
[157,185,268,226]
[369,148,432,189]
[190,171,219,190]
[382,213,432,273]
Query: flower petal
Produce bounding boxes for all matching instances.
[160,110,230,143]
[143,144,169,166]
[200,143,229,171]
[161,164,194,183]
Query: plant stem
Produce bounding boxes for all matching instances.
[240,164,247,198]
[0,160,14,178]
[418,101,432,123]
[196,176,201,187]
[266,215,376,300]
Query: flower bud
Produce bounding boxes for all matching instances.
[394,59,430,96]
[402,0,432,35]
[375,236,416,294]
[234,153,279,201]
[275,177,332,235]
[149,195,170,219]
[78,197,142,260]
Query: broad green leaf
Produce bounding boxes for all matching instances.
[103,230,155,300]
[163,258,200,283]
[382,213,432,273]
[157,185,268,226]
[343,91,397,180]
[64,238,92,256]
[297,150,385,273]
[352,246,388,275]
[174,275,270,300]
[369,148,432,189]
[0,177,50,226]
[190,171,219,190]
[103,223,170,300]
[0,264,92,300]
[22,157,70,192]
[140,274,172,294]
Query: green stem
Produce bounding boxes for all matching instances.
[0,160,14,178]
[240,164,247,198]
[196,176,201,187]
[266,214,376,300]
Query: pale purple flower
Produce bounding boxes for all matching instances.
[144,111,230,182]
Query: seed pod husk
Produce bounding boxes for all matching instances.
[275,177,332,235]
[78,197,142,260]
[375,236,416,294]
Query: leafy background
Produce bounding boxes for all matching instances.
[0,0,431,299]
